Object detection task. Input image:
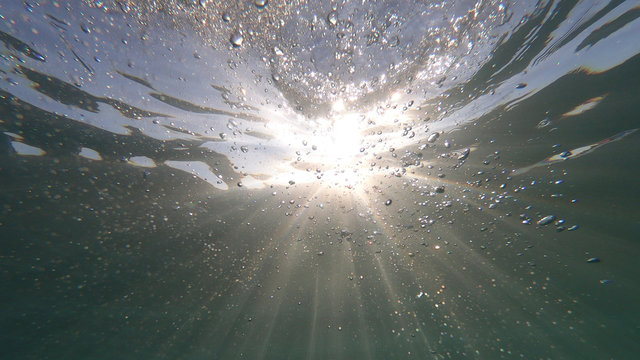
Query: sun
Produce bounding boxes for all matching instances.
[316,113,364,163]
[258,97,415,191]
[302,111,371,187]
[264,106,375,189]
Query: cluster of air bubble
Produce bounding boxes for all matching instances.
[84,0,511,116]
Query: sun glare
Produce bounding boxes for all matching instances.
[321,113,364,161]
[304,112,369,188]
[265,108,375,189]
[263,98,414,190]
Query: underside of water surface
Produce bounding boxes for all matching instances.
[1,1,639,359]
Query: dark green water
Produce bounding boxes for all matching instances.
[1,1,639,359]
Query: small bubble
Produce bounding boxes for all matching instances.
[255,0,268,9]
[537,215,555,226]
[327,10,338,26]
[385,199,392,206]
[230,31,243,47]
[537,118,552,128]
[458,148,470,160]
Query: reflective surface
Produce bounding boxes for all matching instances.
[1,1,639,359]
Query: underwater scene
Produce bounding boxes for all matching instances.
[1,0,639,359]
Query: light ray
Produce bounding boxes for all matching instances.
[306,268,320,360]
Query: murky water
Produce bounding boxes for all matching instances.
[1,1,639,359]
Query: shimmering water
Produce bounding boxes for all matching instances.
[1,1,639,359]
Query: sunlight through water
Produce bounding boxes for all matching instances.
[1,1,640,359]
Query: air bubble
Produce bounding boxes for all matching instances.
[230,32,243,47]
[327,11,338,26]
[537,215,555,226]
[255,0,268,9]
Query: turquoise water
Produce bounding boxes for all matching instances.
[1,1,639,359]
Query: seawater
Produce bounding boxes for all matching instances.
[1,1,639,359]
